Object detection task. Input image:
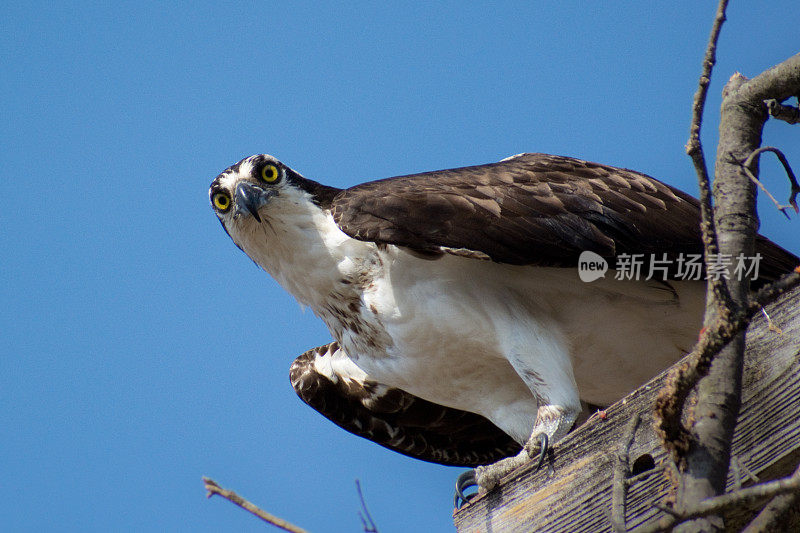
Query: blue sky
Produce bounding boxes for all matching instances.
[2,2,798,531]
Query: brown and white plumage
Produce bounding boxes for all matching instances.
[290,342,520,466]
[209,153,798,486]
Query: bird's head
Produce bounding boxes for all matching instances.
[209,154,294,228]
[209,154,342,258]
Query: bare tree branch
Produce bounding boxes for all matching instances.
[653,4,800,531]
[355,479,379,533]
[737,54,800,103]
[749,267,800,314]
[685,0,733,311]
[741,463,800,533]
[740,146,800,217]
[730,455,760,490]
[203,477,309,533]
[656,0,732,478]
[629,461,800,533]
[765,98,800,124]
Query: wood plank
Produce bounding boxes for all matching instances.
[454,287,800,533]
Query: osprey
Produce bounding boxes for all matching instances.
[209,153,797,503]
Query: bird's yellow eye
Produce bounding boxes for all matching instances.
[213,192,231,211]
[260,164,280,183]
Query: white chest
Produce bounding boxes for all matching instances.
[234,205,526,406]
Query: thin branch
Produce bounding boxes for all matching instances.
[765,98,800,124]
[740,165,794,219]
[685,0,733,312]
[686,0,729,156]
[653,501,682,518]
[742,463,800,533]
[751,266,800,309]
[611,414,641,533]
[741,146,800,217]
[629,461,800,533]
[355,479,379,533]
[203,477,309,533]
[730,455,760,491]
[625,464,667,487]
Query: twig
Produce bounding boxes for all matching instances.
[739,165,795,219]
[626,464,667,487]
[731,456,743,491]
[684,0,733,312]
[203,477,309,533]
[759,307,782,335]
[765,98,800,124]
[742,463,800,533]
[355,479,379,533]
[629,461,800,533]
[731,455,760,491]
[611,414,641,533]
[652,501,682,518]
[741,146,800,218]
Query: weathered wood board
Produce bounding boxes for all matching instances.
[454,287,800,532]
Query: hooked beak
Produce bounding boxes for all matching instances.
[234,182,274,223]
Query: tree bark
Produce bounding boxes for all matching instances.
[676,54,800,532]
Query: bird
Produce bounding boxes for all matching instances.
[208,152,798,505]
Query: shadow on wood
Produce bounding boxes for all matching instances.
[454,287,800,533]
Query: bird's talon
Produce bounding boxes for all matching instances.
[454,469,478,509]
[524,433,548,469]
[536,433,548,469]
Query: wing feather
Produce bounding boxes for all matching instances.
[290,343,521,467]
[330,153,798,280]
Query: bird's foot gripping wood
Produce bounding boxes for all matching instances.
[454,405,579,509]
[454,434,548,509]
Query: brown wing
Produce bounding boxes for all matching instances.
[330,153,797,281]
[290,343,521,467]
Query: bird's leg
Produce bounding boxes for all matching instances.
[455,316,581,508]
